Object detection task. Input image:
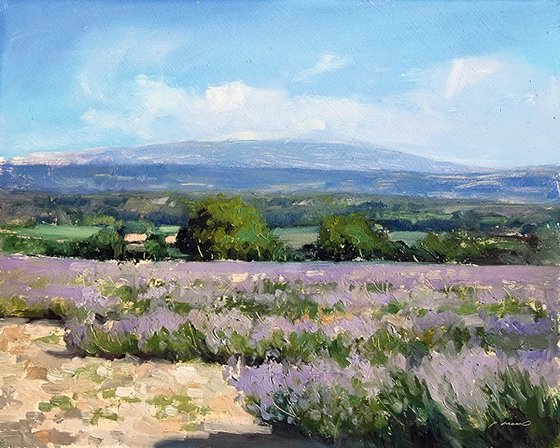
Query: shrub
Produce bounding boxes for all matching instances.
[78,228,126,260]
[144,233,169,261]
[415,231,526,265]
[317,214,397,261]
[44,240,81,257]
[0,233,46,255]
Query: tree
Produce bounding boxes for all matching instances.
[79,228,126,260]
[144,233,169,261]
[316,214,397,261]
[176,195,280,261]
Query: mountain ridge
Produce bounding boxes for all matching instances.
[6,140,470,174]
[1,141,558,202]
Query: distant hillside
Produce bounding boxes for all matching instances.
[8,140,466,173]
[0,163,559,203]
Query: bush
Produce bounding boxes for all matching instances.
[144,233,169,261]
[44,240,81,258]
[176,195,280,261]
[121,220,154,234]
[317,214,397,261]
[78,228,126,260]
[0,233,46,255]
[415,231,527,265]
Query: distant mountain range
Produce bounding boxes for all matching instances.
[1,140,559,203]
[7,140,466,173]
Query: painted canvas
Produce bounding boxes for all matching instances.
[0,1,559,447]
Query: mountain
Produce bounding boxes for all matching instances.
[1,141,558,203]
[8,140,466,173]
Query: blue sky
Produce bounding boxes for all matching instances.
[1,0,559,167]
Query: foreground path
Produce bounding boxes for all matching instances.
[0,318,272,447]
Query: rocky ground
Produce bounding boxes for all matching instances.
[0,318,281,448]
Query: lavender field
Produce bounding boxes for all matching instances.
[1,255,559,447]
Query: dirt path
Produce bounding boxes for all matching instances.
[0,318,271,448]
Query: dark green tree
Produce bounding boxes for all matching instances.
[316,214,397,261]
[176,195,280,261]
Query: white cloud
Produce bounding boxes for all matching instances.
[81,76,442,151]
[295,53,350,81]
[445,56,503,98]
[206,81,253,112]
[78,56,559,168]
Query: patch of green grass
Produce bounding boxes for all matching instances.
[10,225,100,241]
[389,231,428,246]
[148,394,208,420]
[90,407,119,425]
[73,365,105,383]
[481,296,525,318]
[158,225,180,235]
[38,395,74,412]
[272,226,319,249]
[383,300,404,315]
[101,388,116,399]
[34,333,62,344]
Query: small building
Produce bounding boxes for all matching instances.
[124,233,148,244]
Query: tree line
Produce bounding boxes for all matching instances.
[0,194,556,265]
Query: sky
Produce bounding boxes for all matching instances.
[0,0,559,167]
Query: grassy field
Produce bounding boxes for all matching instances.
[388,230,428,246]
[157,225,181,235]
[272,226,319,248]
[2,224,101,241]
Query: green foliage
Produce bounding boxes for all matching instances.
[532,225,560,265]
[80,325,140,357]
[0,233,46,255]
[485,369,560,447]
[148,394,207,420]
[80,214,122,227]
[317,214,397,261]
[38,395,74,412]
[99,283,151,315]
[176,195,280,261]
[415,231,527,265]
[0,296,48,318]
[143,323,212,361]
[90,408,119,425]
[44,239,81,257]
[120,220,155,234]
[78,228,126,260]
[144,233,169,261]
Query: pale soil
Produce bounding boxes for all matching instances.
[0,318,269,448]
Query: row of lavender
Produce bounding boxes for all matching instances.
[1,255,559,446]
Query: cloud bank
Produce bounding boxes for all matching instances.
[78,55,559,167]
